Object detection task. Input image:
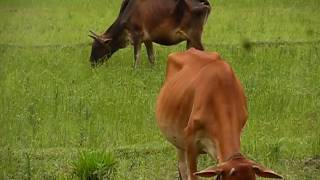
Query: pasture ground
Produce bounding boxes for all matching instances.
[0,0,320,179]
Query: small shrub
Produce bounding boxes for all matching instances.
[71,150,117,180]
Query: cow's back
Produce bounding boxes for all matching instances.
[156,49,223,148]
[156,49,247,150]
[125,0,178,29]
[189,60,248,136]
[125,0,209,45]
[157,49,220,122]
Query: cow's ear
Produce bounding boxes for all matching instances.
[194,166,223,177]
[252,165,283,179]
[89,31,100,40]
[101,37,112,44]
[88,35,111,45]
[88,30,111,44]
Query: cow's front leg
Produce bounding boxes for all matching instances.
[185,132,199,180]
[144,41,155,65]
[177,149,188,180]
[133,42,141,68]
[186,146,199,180]
[132,34,142,68]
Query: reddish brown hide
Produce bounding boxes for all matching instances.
[89,0,211,67]
[156,48,283,180]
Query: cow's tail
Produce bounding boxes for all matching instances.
[203,6,210,25]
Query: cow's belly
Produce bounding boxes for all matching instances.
[156,84,194,149]
[152,36,185,45]
[143,28,187,45]
[157,117,217,158]
[157,119,186,149]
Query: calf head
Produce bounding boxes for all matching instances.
[89,31,128,67]
[194,155,282,180]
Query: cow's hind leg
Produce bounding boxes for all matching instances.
[131,32,143,68]
[186,0,211,13]
[186,28,204,50]
[144,41,155,65]
[186,40,192,50]
[186,36,204,51]
[189,37,204,51]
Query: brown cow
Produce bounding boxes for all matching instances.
[156,48,283,180]
[89,0,211,67]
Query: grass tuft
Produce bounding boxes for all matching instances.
[241,38,252,51]
[267,138,285,163]
[71,150,117,180]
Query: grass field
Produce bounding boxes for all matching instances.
[0,0,320,179]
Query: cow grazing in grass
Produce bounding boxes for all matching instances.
[89,0,211,67]
[156,48,283,180]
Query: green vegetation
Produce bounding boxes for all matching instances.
[71,150,117,180]
[0,0,319,179]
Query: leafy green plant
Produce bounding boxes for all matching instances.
[71,150,117,180]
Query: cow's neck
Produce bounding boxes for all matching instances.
[215,133,242,164]
[105,19,126,37]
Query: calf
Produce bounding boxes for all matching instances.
[156,48,283,180]
[89,0,211,67]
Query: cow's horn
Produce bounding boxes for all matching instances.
[88,34,98,40]
[89,30,99,37]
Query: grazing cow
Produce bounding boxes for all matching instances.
[156,48,283,180]
[89,0,211,67]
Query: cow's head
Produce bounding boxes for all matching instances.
[194,156,282,180]
[88,31,128,67]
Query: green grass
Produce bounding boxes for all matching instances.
[71,150,117,179]
[0,0,320,179]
